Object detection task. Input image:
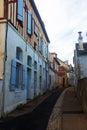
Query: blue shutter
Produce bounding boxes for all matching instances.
[22,65,26,90]
[46,45,48,59]
[10,60,16,91]
[39,36,42,53]
[41,41,43,54]
[17,0,23,21]
[27,10,32,35]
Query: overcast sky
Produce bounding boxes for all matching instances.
[35,0,87,65]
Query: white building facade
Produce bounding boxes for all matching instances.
[0,0,50,117]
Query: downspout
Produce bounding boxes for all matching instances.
[1,21,8,117]
[1,0,8,117]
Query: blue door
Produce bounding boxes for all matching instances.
[27,68,31,99]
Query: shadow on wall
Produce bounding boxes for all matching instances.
[77,78,87,113]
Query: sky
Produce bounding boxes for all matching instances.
[35,0,87,65]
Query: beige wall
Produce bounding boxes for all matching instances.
[0,0,4,18]
[0,23,6,79]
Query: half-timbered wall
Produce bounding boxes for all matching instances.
[6,0,48,57]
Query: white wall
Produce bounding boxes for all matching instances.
[3,22,47,114]
[78,56,87,79]
[49,68,55,90]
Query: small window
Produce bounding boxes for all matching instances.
[34,61,37,70]
[27,56,32,67]
[16,47,23,61]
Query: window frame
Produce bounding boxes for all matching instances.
[16,47,23,62]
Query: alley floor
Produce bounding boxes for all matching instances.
[0,87,87,130]
[0,87,64,130]
[47,87,87,130]
[61,87,87,130]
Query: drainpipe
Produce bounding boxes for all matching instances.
[1,21,8,117]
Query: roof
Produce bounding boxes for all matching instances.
[54,57,60,65]
[30,0,50,43]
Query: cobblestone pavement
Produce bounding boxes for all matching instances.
[61,87,87,130]
[46,88,68,130]
[47,87,87,130]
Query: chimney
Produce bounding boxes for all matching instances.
[78,32,84,50]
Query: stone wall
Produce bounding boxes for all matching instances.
[77,78,87,113]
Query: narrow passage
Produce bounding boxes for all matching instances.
[0,88,64,130]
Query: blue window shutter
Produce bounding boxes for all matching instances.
[39,36,42,53]
[27,10,32,35]
[17,0,23,21]
[41,41,43,54]
[10,60,16,91]
[22,65,26,90]
[46,45,48,58]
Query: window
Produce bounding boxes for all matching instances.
[27,10,32,35]
[16,47,23,61]
[17,0,23,22]
[10,60,25,90]
[34,61,37,70]
[16,63,22,89]
[27,56,32,67]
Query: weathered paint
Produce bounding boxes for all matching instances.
[2,22,48,114]
[0,0,50,116]
[0,23,6,79]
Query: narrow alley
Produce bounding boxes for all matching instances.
[0,87,64,130]
[0,1,87,130]
[0,86,87,130]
